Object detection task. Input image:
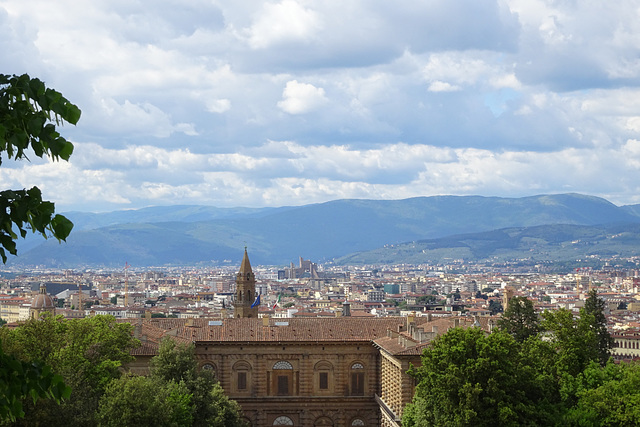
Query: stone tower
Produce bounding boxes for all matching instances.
[234,248,258,318]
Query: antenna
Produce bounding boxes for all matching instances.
[124,262,130,307]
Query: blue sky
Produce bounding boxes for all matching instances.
[2,0,640,212]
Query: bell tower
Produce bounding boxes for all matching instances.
[234,247,258,318]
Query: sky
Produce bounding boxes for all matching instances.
[1,0,640,212]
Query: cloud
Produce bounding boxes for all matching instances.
[1,0,640,212]
[277,80,328,114]
[245,0,322,49]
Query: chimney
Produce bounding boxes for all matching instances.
[343,301,351,317]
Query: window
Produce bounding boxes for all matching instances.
[319,372,328,389]
[233,361,251,393]
[273,416,294,425]
[351,419,365,426]
[238,372,247,390]
[314,361,333,393]
[351,362,365,396]
[273,361,293,370]
[277,375,289,395]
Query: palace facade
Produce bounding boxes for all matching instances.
[129,250,492,426]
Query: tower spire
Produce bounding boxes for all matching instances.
[234,247,258,318]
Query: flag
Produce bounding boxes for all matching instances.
[251,293,260,308]
[272,293,281,309]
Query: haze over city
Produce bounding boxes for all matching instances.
[2,1,640,212]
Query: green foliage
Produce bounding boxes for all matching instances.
[584,289,614,366]
[406,300,624,426]
[488,299,503,315]
[150,338,245,427]
[97,374,192,427]
[0,315,139,426]
[404,328,560,426]
[564,362,640,426]
[416,295,437,304]
[0,343,70,422]
[498,296,540,342]
[0,74,79,262]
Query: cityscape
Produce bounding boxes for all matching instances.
[2,0,640,425]
[2,250,639,425]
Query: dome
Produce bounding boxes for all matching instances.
[31,284,55,309]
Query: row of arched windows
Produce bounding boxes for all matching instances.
[201,360,365,373]
[271,415,366,426]
[200,360,367,396]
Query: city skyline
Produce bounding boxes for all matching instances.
[2,1,640,212]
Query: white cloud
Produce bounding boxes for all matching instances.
[206,98,231,113]
[1,0,640,211]
[277,80,328,114]
[245,0,322,49]
[428,81,461,92]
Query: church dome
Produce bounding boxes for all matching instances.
[31,284,55,309]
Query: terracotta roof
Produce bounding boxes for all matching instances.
[129,317,433,343]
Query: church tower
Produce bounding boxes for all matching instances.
[234,247,258,318]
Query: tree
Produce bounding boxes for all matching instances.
[0,315,139,426]
[488,299,503,315]
[0,74,78,262]
[0,343,70,422]
[97,374,192,427]
[565,361,640,425]
[498,296,540,342]
[0,73,78,422]
[540,308,599,380]
[150,338,246,427]
[403,328,560,426]
[584,289,614,366]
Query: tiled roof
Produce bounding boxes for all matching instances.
[131,317,431,343]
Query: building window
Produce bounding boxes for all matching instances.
[351,419,365,426]
[277,375,289,395]
[273,361,293,370]
[351,362,365,396]
[238,372,247,390]
[314,361,333,393]
[273,416,294,425]
[319,372,328,389]
[233,361,251,393]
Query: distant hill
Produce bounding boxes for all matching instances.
[9,193,640,268]
[334,223,640,265]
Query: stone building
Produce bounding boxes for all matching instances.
[30,283,56,319]
[128,250,493,426]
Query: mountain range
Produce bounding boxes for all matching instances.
[8,193,640,268]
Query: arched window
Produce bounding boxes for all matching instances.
[314,361,333,392]
[351,362,365,396]
[233,361,251,393]
[314,416,333,426]
[273,416,294,425]
[351,419,365,426]
[272,361,293,395]
[273,361,293,370]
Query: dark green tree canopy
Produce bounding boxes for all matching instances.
[404,327,559,427]
[498,296,540,342]
[584,288,614,366]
